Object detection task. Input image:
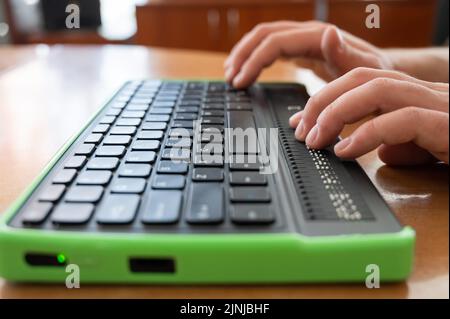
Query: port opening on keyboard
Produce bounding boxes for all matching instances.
[129,257,176,274]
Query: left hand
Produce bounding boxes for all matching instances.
[289,67,449,165]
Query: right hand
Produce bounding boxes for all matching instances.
[224,20,394,88]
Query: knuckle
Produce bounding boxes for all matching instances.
[350,67,374,80]
[253,23,272,36]
[403,106,421,121]
[367,77,395,90]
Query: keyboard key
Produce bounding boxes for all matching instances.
[152,101,175,108]
[230,205,275,225]
[106,108,121,116]
[186,183,224,224]
[116,118,141,126]
[230,187,271,203]
[199,133,223,143]
[165,138,191,148]
[119,164,152,177]
[99,116,116,124]
[92,124,110,134]
[142,122,167,130]
[202,125,224,133]
[76,171,112,185]
[146,115,170,122]
[174,113,197,120]
[202,103,224,110]
[125,151,156,163]
[126,104,149,111]
[193,154,224,167]
[227,103,253,111]
[121,111,145,118]
[74,143,95,156]
[141,191,182,224]
[21,202,53,225]
[172,120,194,129]
[110,101,127,109]
[86,157,119,170]
[84,133,103,144]
[149,108,172,115]
[64,156,87,169]
[137,130,164,140]
[131,140,160,151]
[227,111,259,154]
[192,168,224,182]
[96,194,140,224]
[161,148,191,161]
[152,175,185,189]
[169,128,193,138]
[51,203,94,225]
[110,126,137,135]
[157,161,188,174]
[201,110,224,117]
[196,143,223,155]
[229,172,267,185]
[177,106,199,113]
[96,146,126,157]
[53,169,77,184]
[111,178,146,194]
[103,135,132,145]
[229,159,261,171]
[201,117,224,125]
[65,186,104,203]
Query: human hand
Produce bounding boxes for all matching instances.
[224,20,393,87]
[289,67,449,165]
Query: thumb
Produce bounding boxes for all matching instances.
[321,26,381,77]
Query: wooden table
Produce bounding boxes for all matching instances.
[0,45,448,299]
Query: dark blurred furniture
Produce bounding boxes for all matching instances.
[135,0,439,51]
[41,0,101,31]
[135,0,315,51]
[327,0,438,47]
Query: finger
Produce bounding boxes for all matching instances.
[321,26,385,78]
[224,21,307,82]
[334,107,449,163]
[305,78,448,148]
[377,143,437,166]
[289,111,303,128]
[232,27,325,88]
[300,68,449,141]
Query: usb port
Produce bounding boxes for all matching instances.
[129,258,176,273]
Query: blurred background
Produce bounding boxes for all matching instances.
[0,0,448,50]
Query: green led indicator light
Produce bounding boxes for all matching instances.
[56,254,66,264]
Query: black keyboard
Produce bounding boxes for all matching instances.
[8,80,402,236]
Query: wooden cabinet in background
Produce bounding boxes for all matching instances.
[135,0,315,52]
[135,0,439,52]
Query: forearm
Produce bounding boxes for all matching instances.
[385,47,449,83]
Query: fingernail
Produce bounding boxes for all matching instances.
[233,73,243,87]
[289,112,302,127]
[334,137,352,153]
[225,67,234,82]
[335,27,345,51]
[306,125,319,145]
[295,120,305,140]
